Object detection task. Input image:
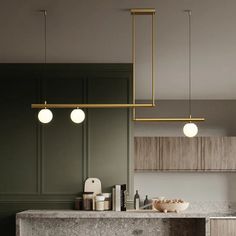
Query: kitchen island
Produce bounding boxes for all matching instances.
[16,210,236,236]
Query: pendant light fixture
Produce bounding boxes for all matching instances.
[38,10,53,124]
[33,8,203,128]
[70,108,85,124]
[38,101,53,124]
[32,8,156,118]
[183,10,198,137]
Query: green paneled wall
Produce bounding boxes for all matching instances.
[0,63,132,235]
[88,77,129,192]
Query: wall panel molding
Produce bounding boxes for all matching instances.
[0,62,131,201]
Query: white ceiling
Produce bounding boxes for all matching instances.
[1,0,236,99]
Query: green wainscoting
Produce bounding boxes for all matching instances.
[0,63,132,235]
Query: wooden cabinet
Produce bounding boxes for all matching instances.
[160,137,201,170]
[134,137,201,171]
[134,136,236,172]
[210,219,236,236]
[203,137,236,170]
[134,137,159,171]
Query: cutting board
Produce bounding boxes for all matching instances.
[84,178,102,195]
[84,178,102,210]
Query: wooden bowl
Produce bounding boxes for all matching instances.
[153,201,189,213]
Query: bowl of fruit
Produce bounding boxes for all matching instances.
[153,199,189,213]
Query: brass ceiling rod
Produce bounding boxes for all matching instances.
[130,8,156,15]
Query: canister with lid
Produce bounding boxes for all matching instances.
[95,195,105,211]
[83,192,94,211]
[74,197,83,210]
[102,193,112,210]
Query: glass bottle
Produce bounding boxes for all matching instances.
[134,190,140,210]
[144,195,149,207]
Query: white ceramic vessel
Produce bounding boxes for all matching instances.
[153,201,189,213]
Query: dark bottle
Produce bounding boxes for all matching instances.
[144,195,149,208]
[144,195,152,210]
[134,190,140,210]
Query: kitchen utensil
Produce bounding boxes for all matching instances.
[84,178,102,210]
[84,178,102,195]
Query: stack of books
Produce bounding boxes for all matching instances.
[112,184,127,211]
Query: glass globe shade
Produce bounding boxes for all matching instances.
[70,108,85,123]
[183,122,198,137]
[38,108,53,124]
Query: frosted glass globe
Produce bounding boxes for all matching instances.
[183,123,198,137]
[38,108,53,124]
[70,109,85,123]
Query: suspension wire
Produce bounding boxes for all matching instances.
[42,10,47,64]
[132,13,136,120]
[185,10,192,119]
[40,10,47,104]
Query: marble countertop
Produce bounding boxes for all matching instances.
[16,210,236,219]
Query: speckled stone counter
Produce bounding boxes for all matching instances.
[16,209,236,219]
[16,210,236,236]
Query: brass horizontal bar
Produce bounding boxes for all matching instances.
[130,8,156,15]
[133,117,205,122]
[31,103,156,109]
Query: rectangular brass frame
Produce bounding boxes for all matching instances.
[131,8,156,120]
[131,9,205,123]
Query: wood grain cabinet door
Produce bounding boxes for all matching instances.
[211,219,236,236]
[160,137,201,170]
[203,137,236,170]
[134,137,159,171]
